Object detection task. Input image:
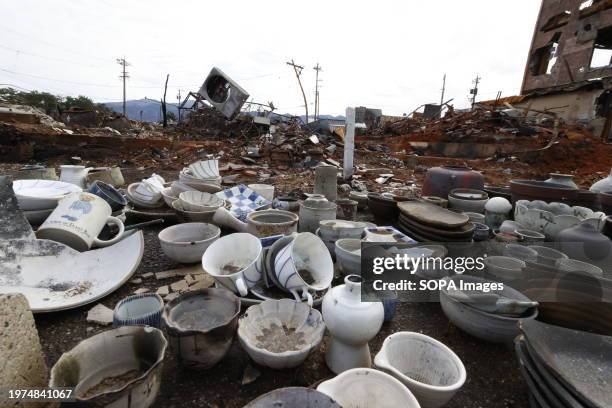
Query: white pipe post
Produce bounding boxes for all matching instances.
[343,107,356,179]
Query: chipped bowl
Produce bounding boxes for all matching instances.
[178,191,225,212]
[161,187,178,207]
[158,222,221,263]
[126,183,164,208]
[237,299,325,369]
[171,200,217,223]
[335,238,362,276]
[188,159,220,179]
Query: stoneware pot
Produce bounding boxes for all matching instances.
[37,192,125,251]
[374,332,466,408]
[335,238,362,276]
[484,196,512,230]
[49,326,167,406]
[158,222,221,263]
[336,198,358,220]
[237,299,325,369]
[113,293,164,328]
[172,200,217,224]
[299,196,337,233]
[349,190,369,209]
[545,173,578,189]
[273,232,334,305]
[245,209,298,238]
[590,168,612,193]
[88,180,127,212]
[422,166,484,199]
[162,288,240,369]
[317,368,420,408]
[448,188,489,213]
[472,222,490,242]
[322,275,384,374]
[201,233,263,296]
[86,167,114,187]
[440,275,538,344]
[557,222,612,262]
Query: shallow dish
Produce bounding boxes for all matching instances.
[158,222,220,263]
[171,200,217,223]
[238,299,325,369]
[178,191,225,212]
[126,183,164,208]
[13,179,82,211]
[216,184,271,221]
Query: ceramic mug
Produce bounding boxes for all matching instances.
[37,192,125,251]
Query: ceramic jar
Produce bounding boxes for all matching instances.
[484,197,512,231]
[590,168,612,193]
[59,165,91,188]
[314,165,338,202]
[322,275,384,374]
[545,173,578,189]
[299,196,337,233]
[557,222,612,262]
[422,166,484,199]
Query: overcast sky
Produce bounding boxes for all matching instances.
[0,0,542,117]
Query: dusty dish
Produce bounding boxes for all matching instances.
[13,179,82,211]
[178,191,225,212]
[158,222,221,263]
[238,299,325,369]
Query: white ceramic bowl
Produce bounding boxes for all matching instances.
[448,189,488,213]
[238,299,325,369]
[273,232,334,302]
[13,179,82,211]
[334,238,362,276]
[188,159,219,179]
[503,244,538,263]
[179,191,225,212]
[484,256,526,281]
[528,245,569,266]
[317,368,420,408]
[170,181,197,196]
[126,182,164,208]
[158,222,221,263]
[374,332,466,408]
[171,200,217,223]
[180,168,221,185]
[318,220,367,241]
[202,233,263,296]
[555,258,603,276]
[161,187,178,207]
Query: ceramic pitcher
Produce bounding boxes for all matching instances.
[37,192,125,251]
[60,165,92,188]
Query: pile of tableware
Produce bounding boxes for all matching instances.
[397,201,475,242]
[237,299,325,369]
[440,275,538,343]
[126,174,166,209]
[12,179,82,225]
[515,319,612,408]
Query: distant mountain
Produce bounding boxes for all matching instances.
[103,99,179,122]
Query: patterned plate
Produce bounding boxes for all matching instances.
[216,184,271,221]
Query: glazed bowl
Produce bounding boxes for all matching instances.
[49,326,167,405]
[273,232,334,304]
[528,245,569,267]
[374,332,466,408]
[88,180,127,212]
[484,256,526,282]
[13,179,82,211]
[171,200,217,223]
[514,229,545,243]
[246,209,299,238]
[448,188,489,213]
[113,293,164,328]
[170,181,197,196]
[179,168,221,186]
[237,299,325,369]
[188,159,219,179]
[244,388,341,407]
[335,238,362,276]
[158,222,221,263]
[161,187,178,207]
[317,368,420,408]
[126,183,164,208]
[162,288,240,369]
[202,233,263,296]
[178,191,225,212]
[440,275,538,344]
[318,219,367,241]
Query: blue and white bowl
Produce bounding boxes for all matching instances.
[113,293,164,328]
[216,184,272,222]
[189,159,220,179]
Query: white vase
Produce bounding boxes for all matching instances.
[590,168,612,193]
[322,275,384,374]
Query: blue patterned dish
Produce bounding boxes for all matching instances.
[216,184,271,221]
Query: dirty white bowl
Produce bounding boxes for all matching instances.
[556,258,603,277]
[374,332,466,408]
[484,256,526,282]
[238,299,325,369]
[318,220,367,241]
[317,368,420,408]
[171,200,217,223]
[178,191,224,212]
[503,244,538,263]
[528,245,569,266]
[189,159,219,179]
[161,187,178,207]
[158,223,220,263]
[335,238,362,276]
[13,179,82,211]
[126,182,164,208]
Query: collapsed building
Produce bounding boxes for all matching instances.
[519,0,612,140]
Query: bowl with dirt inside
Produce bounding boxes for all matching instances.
[49,325,167,407]
[162,288,240,369]
[238,299,325,369]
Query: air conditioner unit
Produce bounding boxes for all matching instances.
[198,67,249,120]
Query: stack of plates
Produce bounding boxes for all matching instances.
[12,179,82,226]
[515,319,612,408]
[397,201,474,242]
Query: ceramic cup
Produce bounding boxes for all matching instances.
[202,233,263,296]
[273,232,334,305]
[37,192,125,251]
[88,180,127,212]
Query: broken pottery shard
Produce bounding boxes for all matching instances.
[242,364,261,385]
[86,303,113,326]
[0,293,48,395]
[133,288,150,295]
[155,270,178,280]
[164,292,179,302]
[170,280,189,293]
[0,176,35,240]
[142,272,154,279]
[156,285,169,296]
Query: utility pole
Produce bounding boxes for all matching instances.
[162,74,169,128]
[439,73,446,118]
[470,75,481,110]
[116,57,130,117]
[177,89,182,123]
[313,63,322,121]
[286,59,308,123]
